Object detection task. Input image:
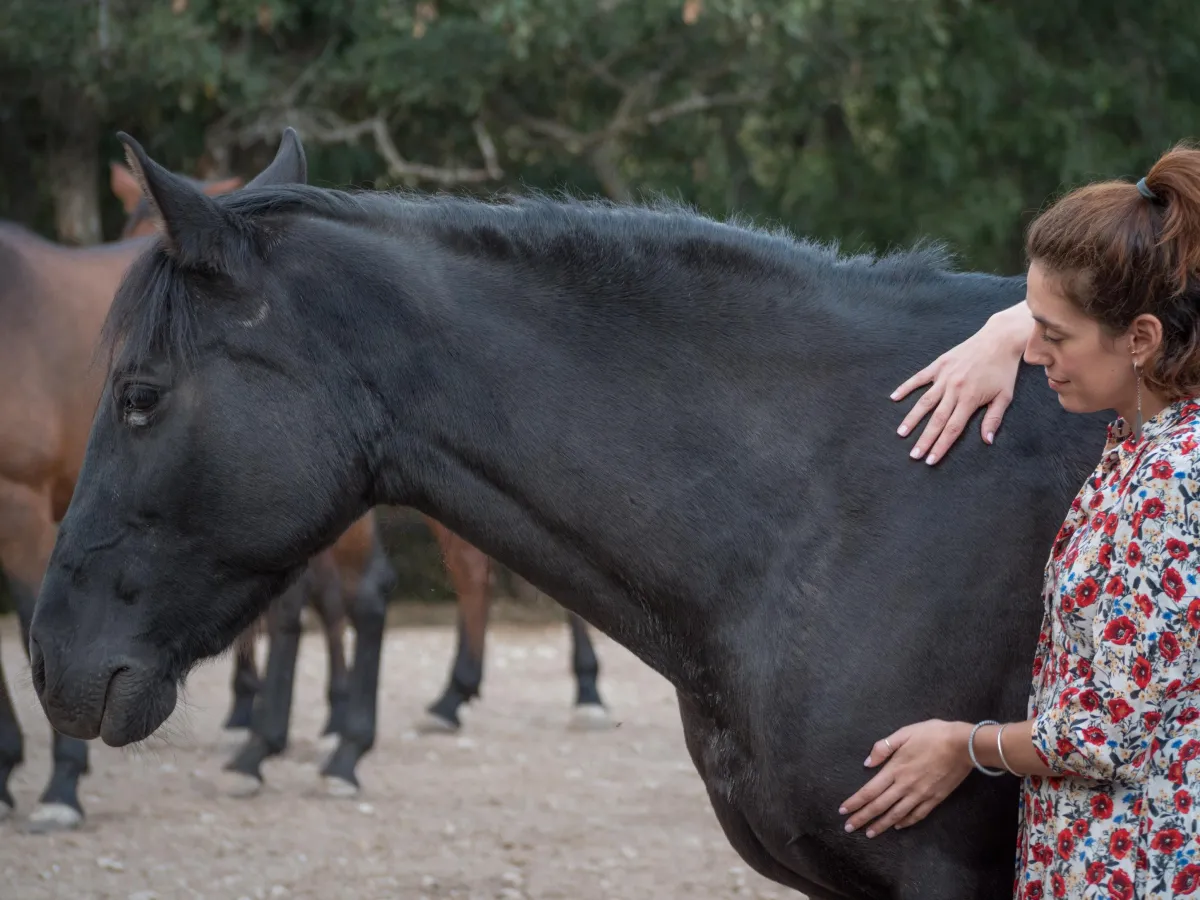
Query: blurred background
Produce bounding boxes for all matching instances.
[2,0,1197,611]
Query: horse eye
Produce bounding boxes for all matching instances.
[120,384,159,427]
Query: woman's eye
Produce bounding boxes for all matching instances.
[121,385,159,427]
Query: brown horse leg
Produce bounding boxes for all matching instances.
[224,627,261,731]
[320,536,395,795]
[0,489,87,832]
[565,612,614,731]
[419,520,492,733]
[222,573,310,794]
[308,556,349,745]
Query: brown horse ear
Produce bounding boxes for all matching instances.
[117,132,232,266]
[244,127,308,189]
[109,162,143,213]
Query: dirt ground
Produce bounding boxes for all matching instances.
[0,615,791,900]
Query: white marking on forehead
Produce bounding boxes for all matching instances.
[238,299,269,328]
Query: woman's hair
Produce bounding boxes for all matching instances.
[1026,142,1200,397]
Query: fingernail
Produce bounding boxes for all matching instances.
[863,756,872,766]
[838,806,847,815]
[866,830,876,839]
[925,453,938,465]
[844,823,855,833]
[909,446,922,459]
[889,391,899,400]
[897,424,909,436]
[986,432,995,444]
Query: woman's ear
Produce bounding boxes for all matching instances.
[1129,313,1165,366]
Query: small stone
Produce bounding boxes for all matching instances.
[128,892,160,900]
[357,803,375,815]
[501,870,524,886]
[420,875,438,889]
[97,857,125,872]
[270,888,287,898]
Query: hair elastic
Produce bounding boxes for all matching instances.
[1136,177,1160,203]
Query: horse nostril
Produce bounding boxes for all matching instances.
[29,635,46,695]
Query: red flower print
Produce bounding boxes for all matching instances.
[1137,847,1148,870]
[1106,513,1120,535]
[1179,705,1199,724]
[1108,697,1134,721]
[1024,882,1044,900]
[1190,599,1200,629]
[1032,656,1043,677]
[1085,861,1106,884]
[1051,873,1065,898]
[1168,537,1191,559]
[1077,658,1092,678]
[1162,632,1182,662]
[1079,689,1100,710]
[1061,594,1076,614]
[1170,760,1186,784]
[1104,575,1125,595]
[1177,789,1193,813]
[1056,737,1076,759]
[1032,842,1053,865]
[1127,542,1143,566]
[1109,869,1134,900]
[1103,616,1137,645]
[1143,497,1165,518]
[1181,740,1200,761]
[1109,828,1132,858]
[1076,577,1100,607]
[1057,828,1074,860]
[1083,726,1107,746]
[1152,460,1175,478]
[1175,865,1200,895]
[1137,593,1154,616]
[1163,566,1186,601]
[1132,655,1152,688]
[1144,710,1163,731]
[1090,794,1113,818]
[1098,543,1113,569]
[1152,828,1186,853]
[1092,513,1106,531]
[1132,797,1144,817]
[1072,818,1089,838]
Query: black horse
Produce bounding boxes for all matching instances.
[29,129,1109,898]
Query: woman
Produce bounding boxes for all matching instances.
[840,146,1200,899]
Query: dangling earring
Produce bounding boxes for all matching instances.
[1133,355,1144,441]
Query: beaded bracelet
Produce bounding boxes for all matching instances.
[969,720,1005,776]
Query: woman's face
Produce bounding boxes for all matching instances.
[1022,261,1139,416]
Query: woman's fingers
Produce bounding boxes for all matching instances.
[895,798,939,831]
[860,792,924,838]
[890,361,940,404]
[895,379,945,439]
[844,781,906,834]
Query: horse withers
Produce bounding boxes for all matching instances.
[28,129,1108,898]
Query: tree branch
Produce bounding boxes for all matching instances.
[206,108,502,186]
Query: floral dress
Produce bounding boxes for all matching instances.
[1016,397,1200,899]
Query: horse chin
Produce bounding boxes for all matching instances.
[98,672,178,748]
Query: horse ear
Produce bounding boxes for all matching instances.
[117,132,230,265]
[109,162,143,213]
[244,127,308,189]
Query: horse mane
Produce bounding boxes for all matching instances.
[101,184,963,373]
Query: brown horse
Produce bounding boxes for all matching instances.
[0,161,240,832]
[220,511,610,797]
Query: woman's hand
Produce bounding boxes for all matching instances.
[838,720,974,838]
[891,303,1032,465]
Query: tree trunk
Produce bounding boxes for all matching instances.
[43,92,102,246]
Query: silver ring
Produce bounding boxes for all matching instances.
[884,738,893,752]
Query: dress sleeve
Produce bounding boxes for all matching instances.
[1032,453,1200,783]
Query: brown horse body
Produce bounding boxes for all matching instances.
[0,165,240,831]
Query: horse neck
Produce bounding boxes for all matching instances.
[321,218,750,690]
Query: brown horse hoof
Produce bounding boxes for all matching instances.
[568,704,615,732]
[414,711,460,735]
[24,803,83,833]
[214,769,263,798]
[321,775,359,798]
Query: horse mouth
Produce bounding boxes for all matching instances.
[98,668,178,748]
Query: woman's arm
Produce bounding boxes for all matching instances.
[892,300,1033,465]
